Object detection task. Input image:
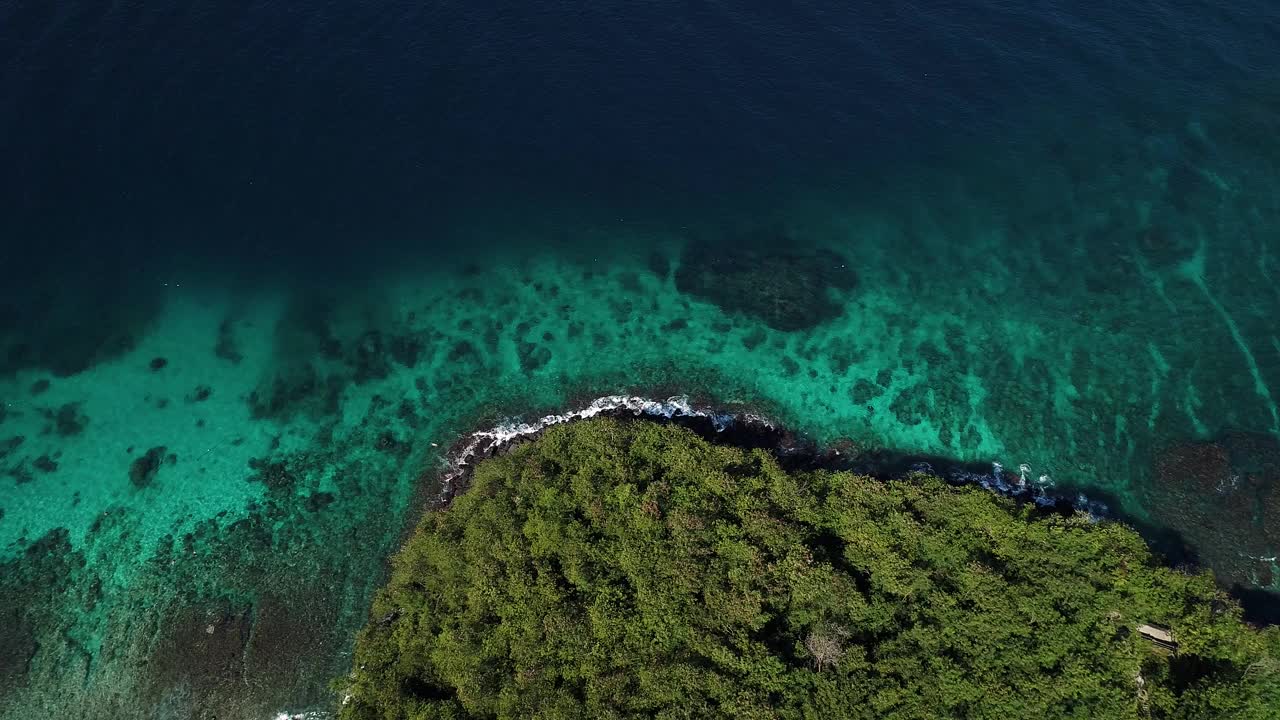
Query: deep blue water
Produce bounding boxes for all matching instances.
[4,1,1276,270]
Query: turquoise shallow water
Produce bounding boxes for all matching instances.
[2,2,1280,717]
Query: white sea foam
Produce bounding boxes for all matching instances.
[945,460,1105,517]
[436,395,774,501]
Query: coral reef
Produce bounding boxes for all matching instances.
[675,228,856,331]
[1145,432,1280,589]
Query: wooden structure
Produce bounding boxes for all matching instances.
[1136,623,1177,654]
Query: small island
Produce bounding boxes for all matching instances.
[339,417,1280,719]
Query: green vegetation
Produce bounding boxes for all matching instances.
[340,418,1280,719]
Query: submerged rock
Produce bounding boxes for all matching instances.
[129,446,167,489]
[1145,432,1280,590]
[675,231,856,331]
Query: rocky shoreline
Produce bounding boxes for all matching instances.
[432,394,1105,518]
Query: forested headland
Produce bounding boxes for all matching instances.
[340,418,1280,719]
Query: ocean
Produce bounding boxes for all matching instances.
[2,1,1279,717]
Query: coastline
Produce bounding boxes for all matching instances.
[432,394,1105,516]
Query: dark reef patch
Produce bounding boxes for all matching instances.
[741,328,767,350]
[8,463,34,486]
[937,421,954,447]
[0,527,85,697]
[249,367,345,421]
[215,319,244,363]
[0,435,24,460]
[305,491,336,512]
[850,379,883,405]
[0,270,161,379]
[248,457,298,491]
[387,333,424,368]
[351,331,392,383]
[448,341,478,363]
[141,597,255,712]
[129,446,167,489]
[889,384,930,426]
[1144,432,1280,597]
[780,356,800,377]
[248,295,347,420]
[661,318,689,332]
[517,342,552,373]
[46,402,88,437]
[375,431,410,458]
[675,229,856,331]
[245,294,436,421]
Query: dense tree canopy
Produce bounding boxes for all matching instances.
[339,418,1280,719]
